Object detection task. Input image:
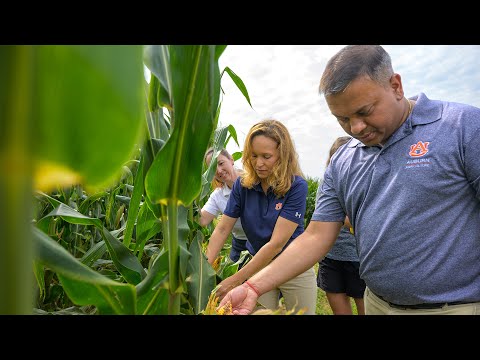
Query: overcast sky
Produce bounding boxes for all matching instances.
[217,45,480,179]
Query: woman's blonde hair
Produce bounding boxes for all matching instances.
[241,119,303,197]
[204,147,234,189]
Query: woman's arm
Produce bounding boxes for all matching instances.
[215,216,297,299]
[205,214,236,264]
[218,220,342,311]
[199,190,221,227]
[199,209,216,227]
[239,216,297,278]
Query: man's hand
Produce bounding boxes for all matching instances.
[217,282,259,315]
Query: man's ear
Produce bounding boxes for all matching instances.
[390,73,404,100]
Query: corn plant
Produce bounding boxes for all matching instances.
[1,45,144,314]
[3,45,252,315]
[304,176,321,228]
[140,46,253,314]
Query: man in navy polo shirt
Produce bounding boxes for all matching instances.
[219,45,480,315]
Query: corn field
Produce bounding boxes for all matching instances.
[1,45,253,315]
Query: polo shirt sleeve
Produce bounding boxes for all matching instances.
[223,177,241,219]
[311,165,346,223]
[464,123,480,200]
[279,176,308,225]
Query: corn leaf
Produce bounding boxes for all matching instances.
[80,240,107,267]
[134,202,162,257]
[223,66,252,108]
[186,232,216,314]
[33,227,136,314]
[40,203,146,285]
[123,149,147,248]
[33,45,145,191]
[33,261,46,301]
[136,250,169,314]
[145,45,220,207]
[177,205,192,289]
[143,45,172,105]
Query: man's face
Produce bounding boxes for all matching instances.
[326,75,405,146]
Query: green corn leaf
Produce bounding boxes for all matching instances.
[123,151,146,248]
[33,227,136,314]
[145,45,220,207]
[143,45,172,103]
[148,74,160,112]
[177,204,192,287]
[40,203,146,285]
[101,227,146,285]
[33,45,145,192]
[136,250,169,314]
[80,240,107,267]
[223,66,252,108]
[186,232,216,314]
[134,202,162,258]
[232,151,243,161]
[43,203,103,228]
[215,45,227,61]
[33,261,46,302]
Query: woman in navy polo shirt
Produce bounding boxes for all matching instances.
[206,119,317,314]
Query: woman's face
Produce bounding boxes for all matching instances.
[250,135,279,180]
[206,153,235,184]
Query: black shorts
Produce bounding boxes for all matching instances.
[317,257,366,299]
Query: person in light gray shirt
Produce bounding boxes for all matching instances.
[316,136,366,315]
[200,148,248,265]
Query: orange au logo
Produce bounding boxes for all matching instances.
[409,141,430,157]
[275,203,283,210]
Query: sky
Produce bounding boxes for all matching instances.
[216,45,480,179]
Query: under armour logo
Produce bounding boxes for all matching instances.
[295,212,301,218]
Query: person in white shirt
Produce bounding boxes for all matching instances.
[200,148,248,265]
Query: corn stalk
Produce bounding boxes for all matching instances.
[143,45,224,314]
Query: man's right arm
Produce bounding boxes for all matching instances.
[246,220,342,297]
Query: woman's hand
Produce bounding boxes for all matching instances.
[216,276,241,301]
[205,215,237,264]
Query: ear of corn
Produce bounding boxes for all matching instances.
[202,286,307,315]
[212,255,223,272]
[200,291,233,315]
[217,301,232,315]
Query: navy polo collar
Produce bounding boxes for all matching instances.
[253,181,272,194]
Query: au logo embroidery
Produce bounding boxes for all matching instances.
[275,203,283,210]
[295,212,301,218]
[409,141,430,157]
